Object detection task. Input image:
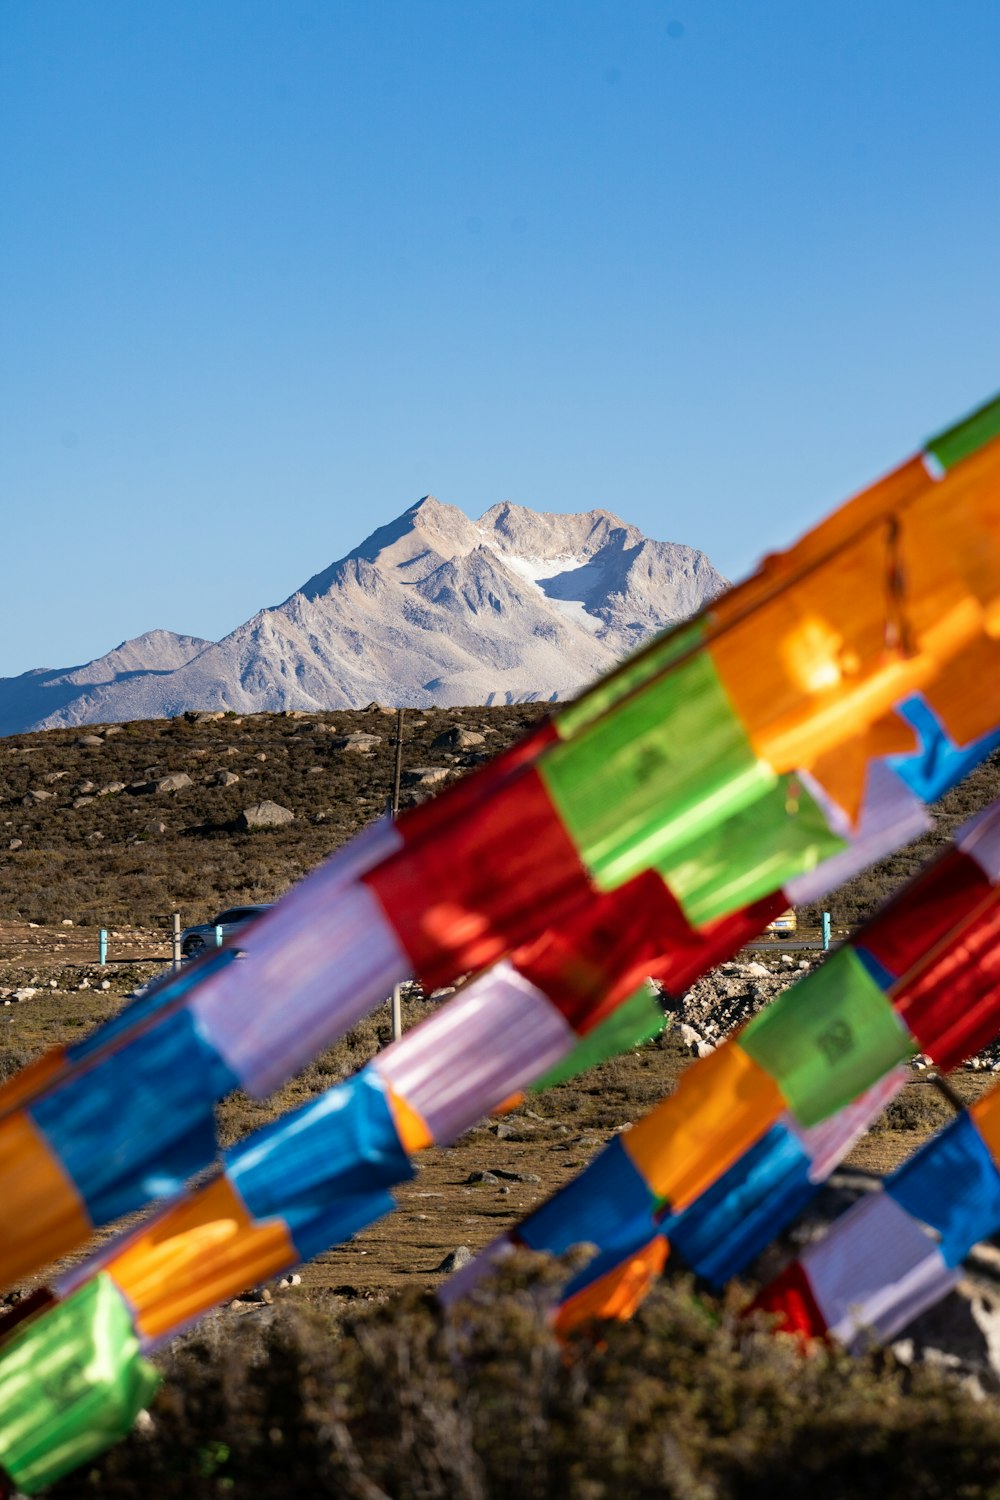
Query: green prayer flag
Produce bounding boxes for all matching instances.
[541,646,775,892]
[531,983,669,1091]
[0,1274,160,1495]
[739,947,915,1128]
[663,774,846,926]
[926,392,1000,473]
[554,623,704,740]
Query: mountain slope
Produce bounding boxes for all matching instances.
[0,631,213,739]
[0,498,726,734]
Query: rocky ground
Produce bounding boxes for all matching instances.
[4,923,1000,1397]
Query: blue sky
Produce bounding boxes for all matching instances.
[3,1,1000,677]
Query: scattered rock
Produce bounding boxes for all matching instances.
[432,726,486,751]
[72,796,95,809]
[7,839,21,851]
[24,788,53,804]
[330,732,382,753]
[402,766,450,788]
[678,1023,704,1054]
[143,820,168,835]
[75,734,104,748]
[465,1171,500,1186]
[234,1286,273,1305]
[97,782,126,796]
[212,770,240,786]
[435,1246,473,1273]
[150,773,194,794]
[42,772,66,785]
[236,801,295,831]
[12,988,37,1002]
[184,710,226,722]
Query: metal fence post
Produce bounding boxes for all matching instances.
[822,911,831,951]
[172,913,182,970]
[215,924,224,948]
[99,928,108,967]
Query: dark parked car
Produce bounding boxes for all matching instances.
[180,904,272,959]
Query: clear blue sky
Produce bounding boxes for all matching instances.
[3,1,1000,677]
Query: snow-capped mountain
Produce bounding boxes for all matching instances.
[0,497,727,735]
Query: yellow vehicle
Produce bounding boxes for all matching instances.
[765,908,797,940]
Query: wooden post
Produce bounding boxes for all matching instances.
[172,913,182,970]
[391,707,404,819]
[389,708,404,1041]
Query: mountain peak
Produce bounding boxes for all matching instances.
[0,497,728,732]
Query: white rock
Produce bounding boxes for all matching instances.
[236,801,295,831]
[402,766,451,787]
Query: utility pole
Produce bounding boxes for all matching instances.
[389,708,404,1041]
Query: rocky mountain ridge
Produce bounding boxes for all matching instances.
[0,497,726,735]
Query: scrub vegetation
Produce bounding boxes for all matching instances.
[50,1264,1000,1500]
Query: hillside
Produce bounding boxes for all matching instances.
[2,703,999,934]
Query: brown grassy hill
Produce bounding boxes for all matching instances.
[0,705,545,929]
[2,701,999,933]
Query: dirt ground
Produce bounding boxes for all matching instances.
[0,919,991,1304]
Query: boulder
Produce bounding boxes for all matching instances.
[97,782,126,796]
[331,732,382,753]
[151,773,193,794]
[236,801,295,831]
[184,710,226,723]
[212,770,240,786]
[432,726,486,751]
[402,766,450,788]
[436,1246,474,1273]
[75,734,104,748]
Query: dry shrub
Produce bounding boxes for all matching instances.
[56,1263,1000,1500]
